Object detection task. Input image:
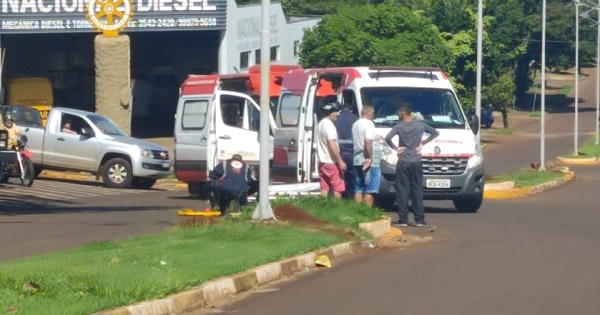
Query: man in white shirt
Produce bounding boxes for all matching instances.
[352,105,381,207]
[316,100,346,198]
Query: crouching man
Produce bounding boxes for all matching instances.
[209,154,256,214]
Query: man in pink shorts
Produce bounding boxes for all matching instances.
[316,98,347,198]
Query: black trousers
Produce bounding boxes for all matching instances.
[394,161,425,223]
[341,153,355,198]
[211,184,248,214]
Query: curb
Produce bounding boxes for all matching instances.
[556,156,599,165]
[483,171,575,199]
[94,219,397,315]
[40,170,96,181]
[40,170,186,188]
[94,241,373,315]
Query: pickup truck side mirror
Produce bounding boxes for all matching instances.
[468,113,480,135]
[80,127,94,137]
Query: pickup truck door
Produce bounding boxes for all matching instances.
[207,90,274,171]
[297,74,319,183]
[52,130,98,171]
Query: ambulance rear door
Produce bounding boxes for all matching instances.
[297,74,320,183]
[208,90,274,172]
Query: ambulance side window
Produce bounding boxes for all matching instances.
[182,99,209,130]
[342,89,358,116]
[247,101,260,132]
[277,93,302,127]
[221,97,244,128]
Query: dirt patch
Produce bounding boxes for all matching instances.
[273,204,326,225]
[273,204,356,238]
[176,204,356,239]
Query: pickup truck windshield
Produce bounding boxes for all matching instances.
[87,114,127,136]
[361,87,466,129]
[1,106,43,127]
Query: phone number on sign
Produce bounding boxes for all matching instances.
[130,17,218,28]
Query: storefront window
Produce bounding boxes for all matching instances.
[255,49,261,65]
[270,46,279,61]
[293,41,300,57]
[240,51,250,69]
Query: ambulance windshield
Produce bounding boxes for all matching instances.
[361,87,466,128]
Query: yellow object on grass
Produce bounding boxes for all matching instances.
[178,208,222,217]
[315,255,332,268]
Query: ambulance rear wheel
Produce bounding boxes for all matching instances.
[188,182,202,198]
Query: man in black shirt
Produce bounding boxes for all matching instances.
[334,102,359,198]
[385,106,439,227]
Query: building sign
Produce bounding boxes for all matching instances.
[0,0,227,33]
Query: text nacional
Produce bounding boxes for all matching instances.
[1,0,216,14]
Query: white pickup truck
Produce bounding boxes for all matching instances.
[7,106,172,189]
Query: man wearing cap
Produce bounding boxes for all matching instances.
[316,99,346,199]
[209,154,256,214]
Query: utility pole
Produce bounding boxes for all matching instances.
[575,0,581,156]
[253,0,276,220]
[475,0,483,145]
[579,1,600,145]
[540,0,547,171]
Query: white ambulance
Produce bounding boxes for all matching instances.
[271,66,485,212]
[173,65,300,198]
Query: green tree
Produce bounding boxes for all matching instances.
[299,3,452,69]
[482,71,516,128]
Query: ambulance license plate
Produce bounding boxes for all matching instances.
[426,179,451,188]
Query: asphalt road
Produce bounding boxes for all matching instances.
[0,178,203,262]
[187,163,600,315]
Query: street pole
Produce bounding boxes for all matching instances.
[597,0,600,145]
[253,0,276,220]
[575,0,581,156]
[475,0,483,145]
[540,0,547,171]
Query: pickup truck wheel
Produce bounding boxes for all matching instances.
[102,158,133,188]
[131,177,157,189]
[34,167,43,178]
[453,194,483,213]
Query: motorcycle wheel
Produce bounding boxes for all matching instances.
[20,158,35,187]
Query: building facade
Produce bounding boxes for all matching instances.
[0,0,320,136]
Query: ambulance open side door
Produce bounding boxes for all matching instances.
[207,90,275,172]
[297,73,320,183]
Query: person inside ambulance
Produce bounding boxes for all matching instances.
[209,154,257,214]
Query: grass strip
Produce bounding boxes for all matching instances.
[0,219,346,314]
[560,134,600,159]
[487,168,566,187]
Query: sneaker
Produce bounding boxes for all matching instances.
[391,220,409,227]
[415,220,429,227]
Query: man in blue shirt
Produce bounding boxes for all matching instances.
[334,101,359,199]
[209,154,256,214]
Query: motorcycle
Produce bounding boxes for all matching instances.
[0,130,35,187]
